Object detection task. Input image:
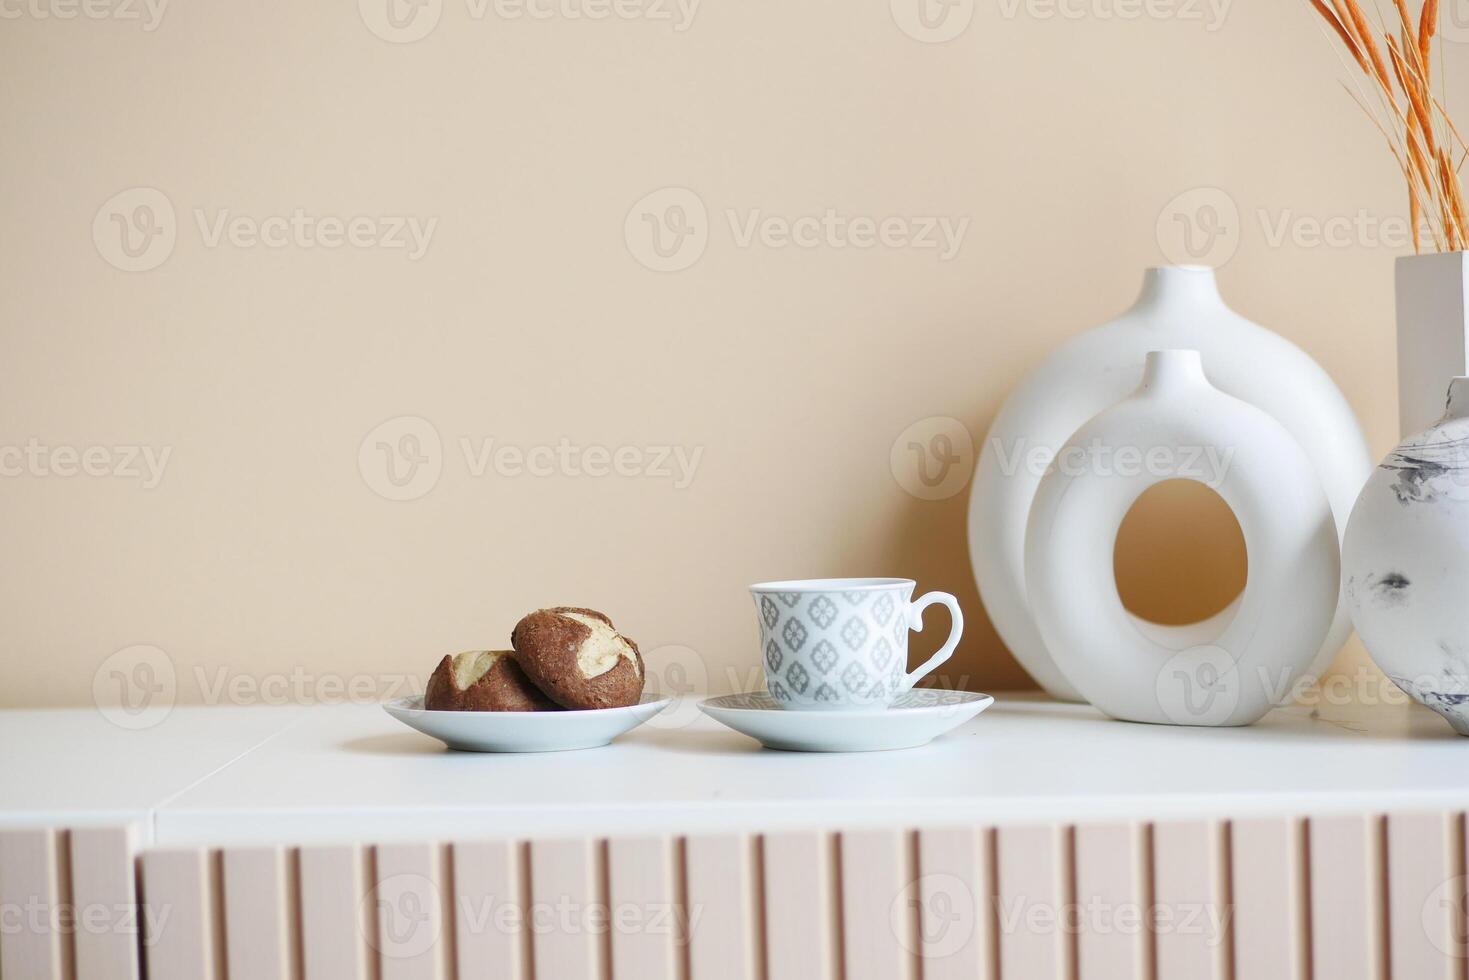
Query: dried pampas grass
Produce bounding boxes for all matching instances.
[1306,0,1466,251]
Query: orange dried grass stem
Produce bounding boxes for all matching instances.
[1342,0,1395,89]
[1306,0,1466,251]
[1420,0,1438,71]
[1310,0,1368,70]
[1441,147,1468,246]
[1389,36,1437,154]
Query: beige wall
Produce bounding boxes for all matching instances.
[0,0,1443,707]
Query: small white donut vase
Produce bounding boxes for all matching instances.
[1024,350,1341,726]
[1344,378,1469,735]
[970,266,1371,701]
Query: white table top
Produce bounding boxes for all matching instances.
[4,695,1467,847]
[0,704,309,842]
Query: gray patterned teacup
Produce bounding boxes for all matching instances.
[750,577,964,710]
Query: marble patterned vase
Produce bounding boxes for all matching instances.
[1344,377,1469,734]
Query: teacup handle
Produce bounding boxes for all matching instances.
[901,591,964,692]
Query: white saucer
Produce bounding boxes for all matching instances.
[698,690,994,752]
[383,694,671,752]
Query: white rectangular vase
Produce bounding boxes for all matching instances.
[1396,252,1469,437]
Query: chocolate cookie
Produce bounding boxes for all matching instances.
[424,650,559,711]
[511,607,645,709]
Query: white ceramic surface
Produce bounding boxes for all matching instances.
[969,265,1372,700]
[1345,377,1469,735]
[1026,351,1341,726]
[698,689,993,751]
[749,578,964,710]
[382,694,671,752]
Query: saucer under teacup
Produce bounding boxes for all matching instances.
[698,689,994,752]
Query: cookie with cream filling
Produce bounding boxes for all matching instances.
[424,650,559,711]
[510,607,644,709]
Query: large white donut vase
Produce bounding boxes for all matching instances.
[1024,350,1341,726]
[969,266,1370,700]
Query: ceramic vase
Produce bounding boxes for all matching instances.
[1344,377,1469,734]
[1025,350,1341,726]
[1396,252,1469,438]
[969,265,1372,701]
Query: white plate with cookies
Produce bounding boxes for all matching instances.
[384,692,672,753]
[385,606,667,752]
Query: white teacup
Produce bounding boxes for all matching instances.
[750,577,964,710]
